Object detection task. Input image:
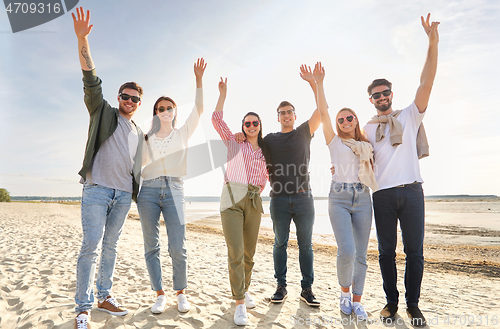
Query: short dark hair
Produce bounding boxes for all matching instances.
[367,79,392,95]
[118,82,143,97]
[276,101,295,112]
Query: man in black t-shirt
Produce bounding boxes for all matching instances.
[264,65,322,307]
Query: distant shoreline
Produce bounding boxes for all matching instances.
[8,194,500,203]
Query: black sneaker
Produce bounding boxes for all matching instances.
[300,288,320,307]
[271,286,287,303]
[406,306,427,327]
[380,303,398,322]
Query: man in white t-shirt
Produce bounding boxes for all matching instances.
[363,14,440,328]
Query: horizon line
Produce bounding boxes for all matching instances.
[7,194,500,199]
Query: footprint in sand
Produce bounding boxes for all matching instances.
[182,316,204,327]
[7,297,21,306]
[15,283,29,291]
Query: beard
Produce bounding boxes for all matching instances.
[374,99,392,112]
[118,103,136,116]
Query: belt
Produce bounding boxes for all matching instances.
[226,182,261,210]
[247,185,261,210]
[394,181,420,188]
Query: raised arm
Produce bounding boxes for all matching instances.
[414,13,440,113]
[214,77,227,113]
[313,62,335,144]
[194,58,206,88]
[193,57,206,115]
[300,64,321,134]
[72,7,95,71]
[212,78,236,141]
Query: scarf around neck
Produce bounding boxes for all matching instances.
[367,110,429,159]
[340,138,379,191]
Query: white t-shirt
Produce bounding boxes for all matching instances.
[363,102,425,191]
[328,135,360,183]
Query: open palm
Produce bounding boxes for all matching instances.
[194,58,207,78]
[72,7,93,38]
[300,65,314,83]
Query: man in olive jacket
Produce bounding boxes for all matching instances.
[72,7,143,328]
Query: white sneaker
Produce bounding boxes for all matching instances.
[75,312,91,329]
[151,295,167,314]
[234,304,248,326]
[353,302,368,321]
[340,294,352,315]
[244,292,256,309]
[177,294,191,313]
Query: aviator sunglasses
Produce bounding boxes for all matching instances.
[370,89,391,100]
[278,109,295,116]
[337,115,356,124]
[244,120,260,128]
[119,93,141,103]
[158,106,175,113]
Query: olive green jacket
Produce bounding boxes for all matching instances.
[78,69,143,202]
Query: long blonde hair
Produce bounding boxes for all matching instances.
[336,108,369,142]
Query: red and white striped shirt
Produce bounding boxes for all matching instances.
[212,111,268,193]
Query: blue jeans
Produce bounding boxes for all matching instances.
[270,191,315,289]
[137,176,187,292]
[372,183,425,307]
[75,183,132,313]
[328,182,372,296]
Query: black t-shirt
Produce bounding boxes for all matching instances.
[263,121,313,197]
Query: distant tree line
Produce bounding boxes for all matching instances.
[0,188,11,202]
[10,196,82,202]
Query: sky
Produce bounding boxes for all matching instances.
[1,0,499,197]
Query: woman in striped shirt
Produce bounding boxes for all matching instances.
[211,77,269,326]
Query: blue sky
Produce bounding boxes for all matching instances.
[1,0,499,197]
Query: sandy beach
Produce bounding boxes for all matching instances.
[0,201,499,329]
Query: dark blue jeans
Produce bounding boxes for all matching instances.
[270,192,315,289]
[373,183,425,307]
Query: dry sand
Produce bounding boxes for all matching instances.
[0,202,499,328]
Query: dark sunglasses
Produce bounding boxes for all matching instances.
[158,106,174,113]
[337,115,355,124]
[244,120,260,128]
[119,93,141,103]
[370,89,391,100]
[278,109,295,116]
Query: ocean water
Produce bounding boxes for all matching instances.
[130,198,500,246]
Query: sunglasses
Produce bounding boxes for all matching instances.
[337,115,356,124]
[370,89,391,100]
[119,93,141,103]
[278,109,295,116]
[244,120,260,128]
[158,106,174,113]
